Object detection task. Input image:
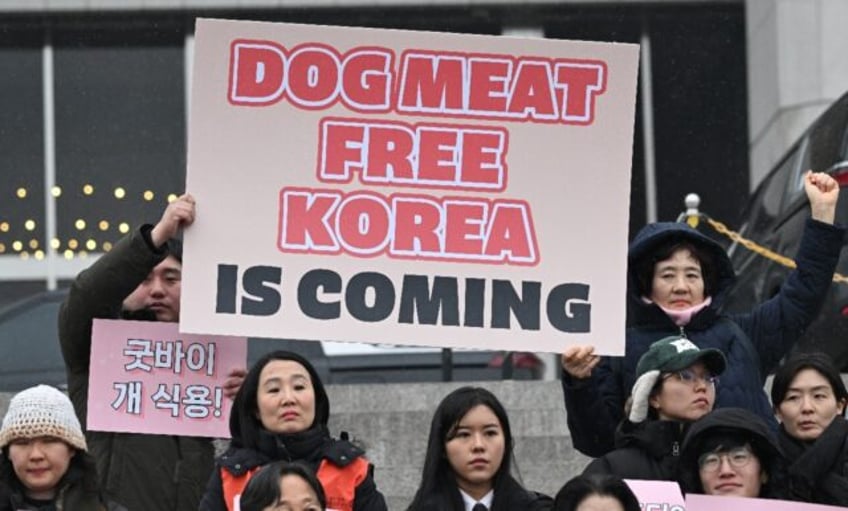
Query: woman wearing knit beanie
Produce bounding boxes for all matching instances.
[0,385,126,511]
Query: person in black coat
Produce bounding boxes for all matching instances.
[407,386,552,511]
[199,351,387,511]
[678,408,785,499]
[561,170,844,457]
[583,336,726,481]
[771,351,848,505]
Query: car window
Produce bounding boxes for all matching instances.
[803,95,848,170]
[783,138,809,207]
[750,146,797,235]
[790,95,848,204]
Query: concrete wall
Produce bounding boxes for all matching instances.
[746,0,848,187]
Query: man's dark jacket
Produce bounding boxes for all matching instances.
[58,227,214,511]
[562,219,845,457]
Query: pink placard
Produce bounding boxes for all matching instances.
[624,479,685,510]
[88,319,247,438]
[686,494,845,511]
[181,18,640,356]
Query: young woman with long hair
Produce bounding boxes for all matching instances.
[407,386,551,511]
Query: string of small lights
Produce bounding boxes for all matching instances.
[1,185,179,260]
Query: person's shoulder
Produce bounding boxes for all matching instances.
[216,445,267,473]
[516,489,553,511]
[324,435,367,467]
[498,477,553,510]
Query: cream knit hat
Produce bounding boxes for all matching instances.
[0,384,87,451]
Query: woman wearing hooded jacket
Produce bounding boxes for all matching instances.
[678,407,785,499]
[198,350,387,511]
[771,351,848,505]
[582,336,726,480]
[562,171,844,457]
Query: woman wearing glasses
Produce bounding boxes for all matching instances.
[678,407,784,499]
[582,336,726,481]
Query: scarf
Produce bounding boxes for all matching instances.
[779,418,848,504]
[256,424,331,464]
[642,296,712,326]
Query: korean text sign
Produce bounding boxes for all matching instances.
[88,319,247,438]
[624,480,685,511]
[686,494,846,511]
[182,18,639,354]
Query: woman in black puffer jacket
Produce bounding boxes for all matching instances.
[199,351,387,511]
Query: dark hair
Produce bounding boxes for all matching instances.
[1,445,104,506]
[166,238,182,263]
[771,351,848,418]
[634,240,716,299]
[230,350,330,449]
[239,461,326,511]
[645,378,665,421]
[407,387,515,511]
[553,474,640,511]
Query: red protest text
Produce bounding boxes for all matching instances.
[229,40,394,112]
[227,40,608,125]
[278,188,539,265]
[397,50,606,124]
[318,118,508,191]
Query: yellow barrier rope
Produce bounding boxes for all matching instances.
[690,215,848,284]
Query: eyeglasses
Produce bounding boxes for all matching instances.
[664,368,718,387]
[698,446,755,473]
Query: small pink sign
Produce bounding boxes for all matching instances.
[88,319,247,438]
[624,479,685,511]
[686,494,845,511]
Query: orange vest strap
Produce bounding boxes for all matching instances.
[218,457,369,511]
[317,457,369,511]
[221,466,260,511]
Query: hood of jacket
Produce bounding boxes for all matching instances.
[627,222,736,327]
[678,408,783,496]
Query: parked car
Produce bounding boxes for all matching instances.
[722,91,848,370]
[0,288,540,392]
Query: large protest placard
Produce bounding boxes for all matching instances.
[87,319,247,438]
[181,18,639,354]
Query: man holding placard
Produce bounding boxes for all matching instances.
[58,194,225,511]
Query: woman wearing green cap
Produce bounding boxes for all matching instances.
[582,336,726,481]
